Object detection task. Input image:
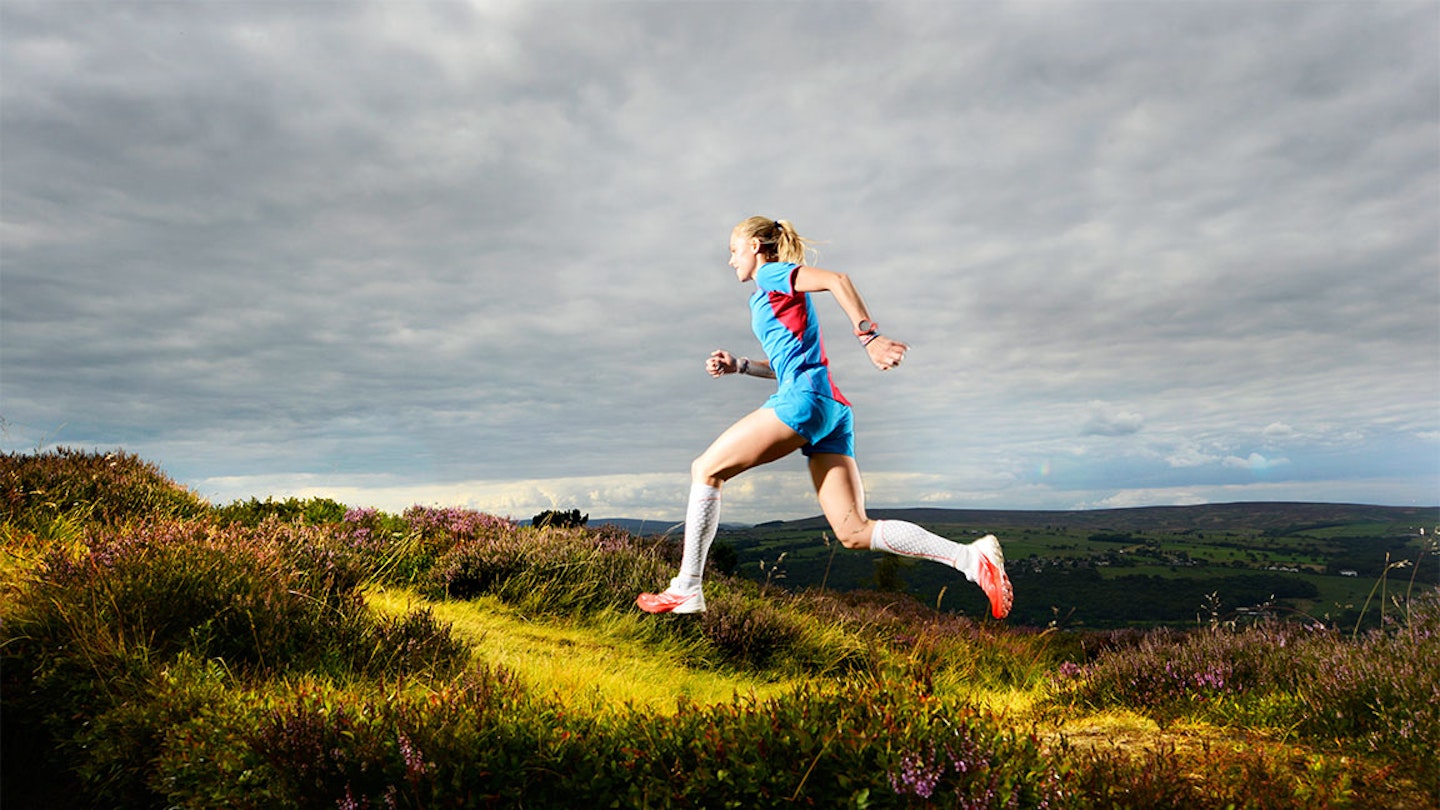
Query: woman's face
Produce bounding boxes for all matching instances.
[729,229,761,282]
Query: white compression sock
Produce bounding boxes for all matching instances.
[870,520,978,582]
[674,482,722,591]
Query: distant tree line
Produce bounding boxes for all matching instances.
[531,509,587,529]
[1323,537,1434,580]
[1001,568,1319,627]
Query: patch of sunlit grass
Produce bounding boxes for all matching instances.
[0,537,39,618]
[364,586,797,713]
[950,682,1041,717]
[1043,708,1165,753]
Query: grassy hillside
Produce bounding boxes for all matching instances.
[720,504,1438,628]
[3,449,1437,809]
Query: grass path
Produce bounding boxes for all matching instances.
[365,586,799,714]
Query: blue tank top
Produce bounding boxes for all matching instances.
[749,262,849,405]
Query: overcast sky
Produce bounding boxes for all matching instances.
[3,1,1436,524]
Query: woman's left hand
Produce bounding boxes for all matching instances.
[866,336,909,371]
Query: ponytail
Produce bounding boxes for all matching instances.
[736,216,816,265]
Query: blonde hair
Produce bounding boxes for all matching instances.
[735,216,816,265]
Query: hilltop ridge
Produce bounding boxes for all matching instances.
[756,501,1437,533]
[601,501,1437,536]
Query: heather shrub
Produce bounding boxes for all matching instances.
[19,519,368,673]
[596,684,1065,809]
[425,524,670,616]
[697,586,806,669]
[214,495,349,527]
[1,517,468,807]
[338,505,413,575]
[58,652,238,809]
[1054,624,1290,728]
[12,517,467,681]
[261,669,545,808]
[158,666,564,809]
[426,527,528,599]
[1053,589,1440,791]
[1290,591,1440,788]
[793,590,1063,693]
[1,448,208,536]
[352,505,516,585]
[153,670,1067,809]
[403,504,516,541]
[1058,739,1356,810]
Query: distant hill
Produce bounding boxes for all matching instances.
[589,518,750,536]
[588,517,683,535]
[753,502,1439,534]
[601,502,1439,539]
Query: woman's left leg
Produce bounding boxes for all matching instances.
[808,453,1015,618]
[808,453,877,549]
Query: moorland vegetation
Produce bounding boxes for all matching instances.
[2,449,1436,808]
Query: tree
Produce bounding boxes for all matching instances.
[872,554,909,593]
[531,509,587,529]
[709,540,738,576]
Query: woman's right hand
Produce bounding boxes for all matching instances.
[706,350,737,378]
[866,335,909,371]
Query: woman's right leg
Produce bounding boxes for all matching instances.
[690,407,811,487]
[637,408,808,614]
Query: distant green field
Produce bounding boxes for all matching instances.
[719,504,1438,628]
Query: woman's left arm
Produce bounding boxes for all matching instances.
[793,265,909,371]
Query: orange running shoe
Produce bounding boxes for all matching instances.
[970,534,1014,619]
[635,588,706,614]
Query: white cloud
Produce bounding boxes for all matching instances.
[1080,401,1145,437]
[197,467,1037,525]
[1262,422,1300,441]
[199,471,694,522]
[1092,489,1214,510]
[1224,452,1291,472]
[1165,445,1222,469]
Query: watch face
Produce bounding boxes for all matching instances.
[857,320,874,334]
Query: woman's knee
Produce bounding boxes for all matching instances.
[690,454,726,487]
[830,519,873,550]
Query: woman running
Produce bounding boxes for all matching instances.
[636,217,1013,619]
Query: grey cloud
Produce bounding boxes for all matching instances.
[2,1,1435,515]
[1081,403,1145,437]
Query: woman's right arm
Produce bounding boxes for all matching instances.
[792,265,908,371]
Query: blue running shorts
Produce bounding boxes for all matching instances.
[764,388,855,457]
